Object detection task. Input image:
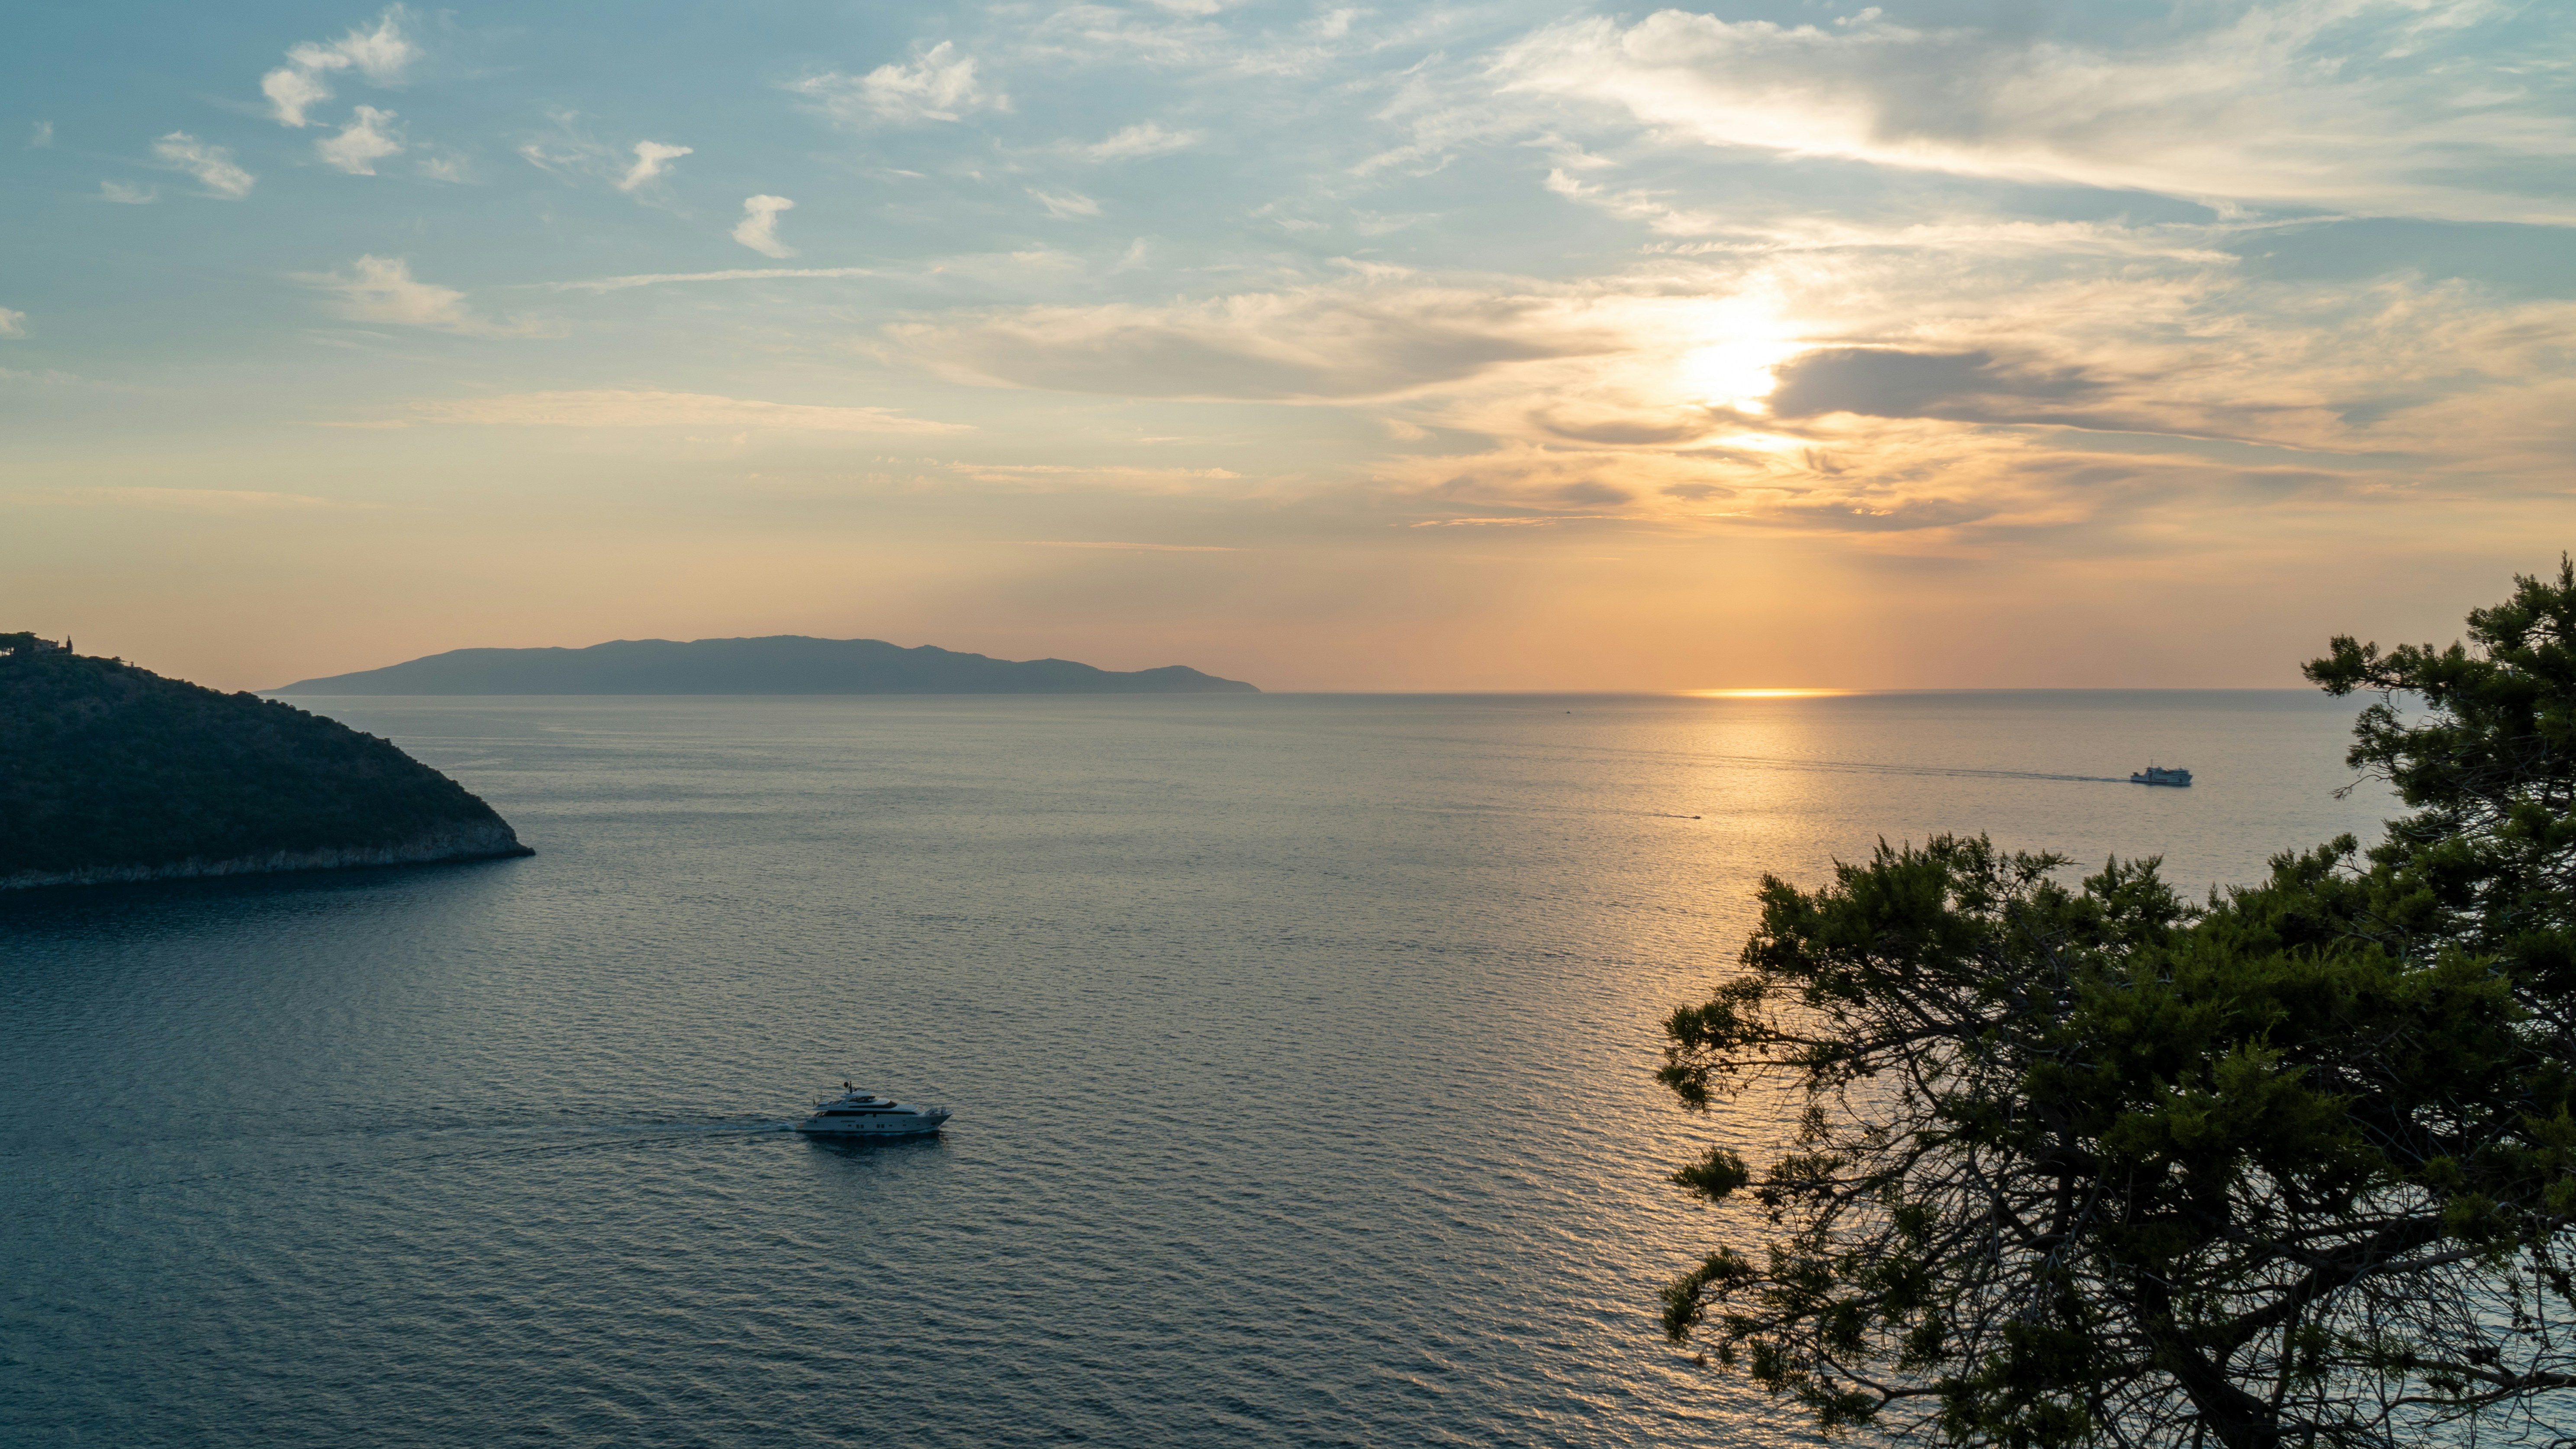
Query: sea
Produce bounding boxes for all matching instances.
[0,691,2398,1448]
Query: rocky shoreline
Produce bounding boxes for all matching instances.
[0,821,534,892]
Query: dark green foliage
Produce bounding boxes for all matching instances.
[1,644,519,878]
[2307,556,2576,1019]
[1658,560,2576,1448]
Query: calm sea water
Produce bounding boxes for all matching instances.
[1,692,2395,1448]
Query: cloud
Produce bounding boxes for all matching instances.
[1767,349,2106,426]
[0,309,25,338]
[262,6,419,126]
[1082,122,1200,160]
[552,266,876,294]
[98,180,157,204]
[616,141,692,192]
[790,42,1004,126]
[515,117,699,195]
[1368,434,2005,532]
[894,276,1625,401]
[262,67,336,129]
[28,122,52,149]
[405,390,965,434]
[1331,229,2576,539]
[880,194,2570,539]
[1495,5,2576,219]
[151,133,255,198]
[295,255,544,336]
[317,105,404,175]
[293,7,417,82]
[1029,188,1102,219]
[416,152,466,183]
[731,195,797,257]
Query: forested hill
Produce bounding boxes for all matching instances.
[1,633,531,890]
[270,636,1260,694]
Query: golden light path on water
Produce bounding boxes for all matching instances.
[1677,688,1858,699]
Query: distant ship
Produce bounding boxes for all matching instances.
[795,1083,952,1137]
[2130,766,2193,787]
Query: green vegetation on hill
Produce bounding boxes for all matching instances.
[1,633,528,886]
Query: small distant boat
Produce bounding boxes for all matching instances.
[795,1083,952,1137]
[2130,765,2193,787]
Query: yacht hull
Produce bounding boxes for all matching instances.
[794,1118,946,1137]
[798,1087,950,1136]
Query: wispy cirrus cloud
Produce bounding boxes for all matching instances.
[294,255,547,337]
[731,195,798,257]
[893,273,1625,402]
[0,308,27,339]
[28,121,52,149]
[1028,188,1101,219]
[260,5,418,127]
[551,266,876,294]
[98,180,156,204]
[151,133,254,198]
[789,42,1004,125]
[1495,3,2576,221]
[1081,122,1199,160]
[403,389,964,434]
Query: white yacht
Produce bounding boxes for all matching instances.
[795,1083,952,1137]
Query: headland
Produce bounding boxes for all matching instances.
[1,633,531,890]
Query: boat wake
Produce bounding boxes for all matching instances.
[57,1120,801,1201]
[1697,753,2136,786]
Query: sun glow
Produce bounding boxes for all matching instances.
[1672,293,1798,414]
[1679,688,1856,699]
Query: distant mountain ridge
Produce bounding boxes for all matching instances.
[271,636,1260,695]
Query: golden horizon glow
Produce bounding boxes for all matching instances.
[1677,688,1861,699]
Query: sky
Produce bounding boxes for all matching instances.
[3,0,2572,692]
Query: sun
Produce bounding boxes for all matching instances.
[1671,293,1799,415]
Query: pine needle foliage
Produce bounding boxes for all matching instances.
[1658,560,2576,1449]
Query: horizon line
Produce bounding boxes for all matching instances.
[255,684,2350,698]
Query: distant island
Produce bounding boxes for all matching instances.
[2,632,531,890]
[270,636,1260,695]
